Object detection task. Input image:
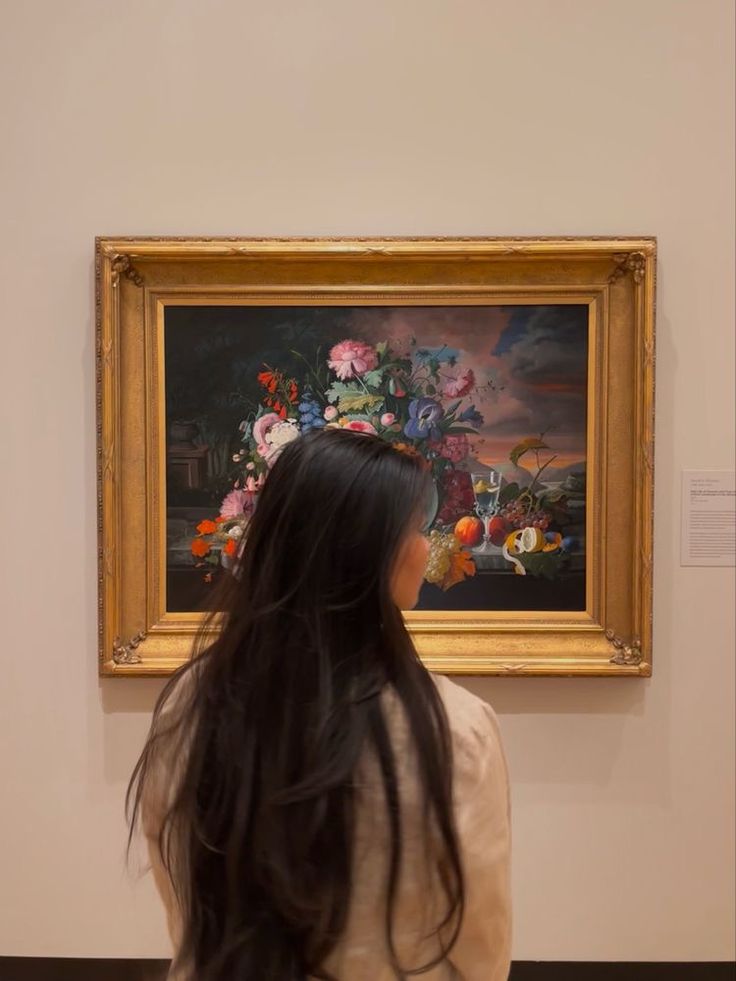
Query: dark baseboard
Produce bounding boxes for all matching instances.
[0,962,169,981]
[511,964,735,980]
[0,960,733,980]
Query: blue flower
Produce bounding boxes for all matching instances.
[404,397,444,441]
[298,390,325,433]
[458,404,484,428]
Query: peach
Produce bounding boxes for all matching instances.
[454,515,483,547]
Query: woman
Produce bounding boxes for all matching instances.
[128,428,511,980]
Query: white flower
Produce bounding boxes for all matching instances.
[228,525,244,540]
[266,420,299,454]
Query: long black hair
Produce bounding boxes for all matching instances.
[127,428,465,979]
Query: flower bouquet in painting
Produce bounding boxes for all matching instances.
[191,333,582,591]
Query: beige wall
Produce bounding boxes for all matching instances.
[1,0,734,962]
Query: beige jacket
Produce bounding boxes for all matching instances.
[143,673,511,980]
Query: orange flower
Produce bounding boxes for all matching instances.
[191,538,211,558]
[196,519,217,535]
[393,442,421,459]
[393,442,430,470]
[215,516,228,524]
[288,380,298,403]
[223,538,238,557]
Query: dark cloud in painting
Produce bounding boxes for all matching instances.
[495,306,587,384]
[487,306,588,449]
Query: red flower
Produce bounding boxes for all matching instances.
[191,538,210,558]
[223,538,238,557]
[266,399,286,419]
[196,519,217,535]
[428,434,470,464]
[258,370,279,394]
[443,368,475,399]
[288,380,298,404]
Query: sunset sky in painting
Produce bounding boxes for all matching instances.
[347,304,589,472]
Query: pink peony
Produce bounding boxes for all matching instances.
[443,367,475,399]
[252,415,299,466]
[328,339,378,380]
[323,405,339,421]
[253,412,283,458]
[343,420,378,435]
[220,489,250,518]
[380,412,396,427]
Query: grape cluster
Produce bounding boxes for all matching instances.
[297,391,326,433]
[500,501,551,531]
[425,530,462,584]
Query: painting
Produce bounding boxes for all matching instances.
[164,304,588,615]
[97,238,655,676]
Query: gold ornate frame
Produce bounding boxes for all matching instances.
[96,237,655,677]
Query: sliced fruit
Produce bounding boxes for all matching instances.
[503,530,526,575]
[520,526,546,553]
[505,530,523,554]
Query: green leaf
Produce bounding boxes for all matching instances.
[375,341,388,358]
[518,551,564,579]
[338,392,385,413]
[325,381,355,404]
[498,482,520,506]
[426,384,436,395]
[362,369,385,388]
[510,437,549,467]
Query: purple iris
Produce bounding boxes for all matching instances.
[459,404,484,428]
[404,397,444,441]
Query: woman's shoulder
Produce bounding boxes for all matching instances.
[430,673,504,771]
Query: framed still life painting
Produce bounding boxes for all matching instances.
[96,237,655,676]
